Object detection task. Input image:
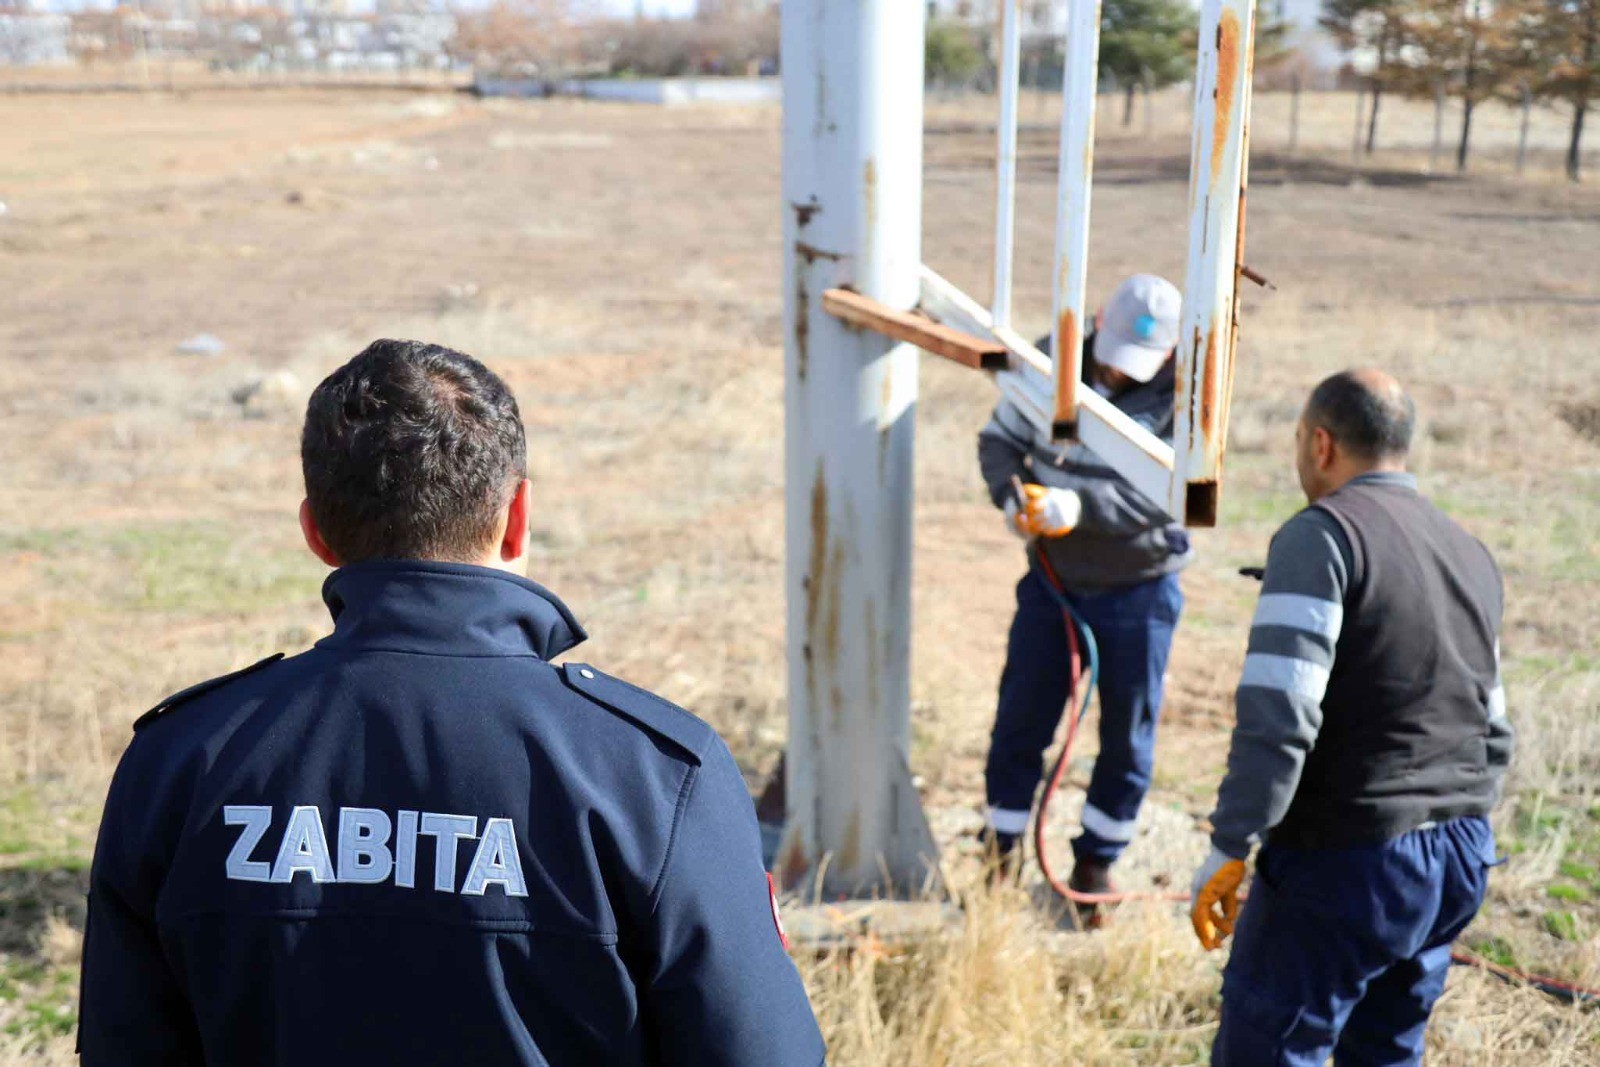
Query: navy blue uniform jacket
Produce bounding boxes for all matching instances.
[80,561,825,1066]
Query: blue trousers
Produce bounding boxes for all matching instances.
[1214,816,1497,1067]
[984,569,1182,863]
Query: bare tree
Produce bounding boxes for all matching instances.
[1396,0,1534,170]
[1540,0,1599,180]
[451,0,595,79]
[1321,0,1406,152]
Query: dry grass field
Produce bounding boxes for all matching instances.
[1,87,1597,1063]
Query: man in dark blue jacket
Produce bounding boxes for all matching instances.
[79,339,826,1066]
[976,275,1191,909]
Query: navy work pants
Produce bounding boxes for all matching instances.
[984,569,1182,863]
[1214,816,1497,1067]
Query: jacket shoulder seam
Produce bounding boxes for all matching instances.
[648,762,700,914]
[132,653,285,733]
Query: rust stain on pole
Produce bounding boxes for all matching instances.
[775,831,811,890]
[807,467,843,730]
[1212,9,1242,182]
[794,270,809,383]
[1053,308,1081,438]
[838,809,862,872]
[1199,327,1219,438]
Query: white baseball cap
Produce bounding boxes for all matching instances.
[1094,274,1182,383]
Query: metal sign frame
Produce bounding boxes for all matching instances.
[780,0,1257,899]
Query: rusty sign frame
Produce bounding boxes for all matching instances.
[826,0,1258,529]
[779,0,1257,905]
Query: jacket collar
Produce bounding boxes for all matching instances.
[1347,470,1418,491]
[317,560,587,660]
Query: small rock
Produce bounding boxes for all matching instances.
[177,333,226,357]
[423,156,441,172]
[0,201,8,217]
[232,369,302,417]
[439,282,481,311]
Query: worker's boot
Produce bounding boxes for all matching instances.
[1067,857,1117,930]
[977,827,1023,888]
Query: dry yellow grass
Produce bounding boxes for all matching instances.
[0,89,1596,1062]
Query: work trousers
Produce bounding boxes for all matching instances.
[1214,816,1497,1067]
[983,569,1182,863]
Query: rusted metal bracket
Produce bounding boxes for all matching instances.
[822,288,1008,371]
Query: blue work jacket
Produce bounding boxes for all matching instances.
[80,560,825,1066]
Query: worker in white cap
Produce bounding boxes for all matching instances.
[976,274,1192,917]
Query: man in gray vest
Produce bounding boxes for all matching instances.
[1191,369,1511,1066]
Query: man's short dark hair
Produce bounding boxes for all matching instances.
[1305,370,1415,461]
[301,339,526,563]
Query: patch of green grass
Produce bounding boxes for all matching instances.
[1547,883,1589,903]
[0,960,77,1046]
[1464,934,1519,968]
[1541,910,1583,941]
[1214,486,1306,531]
[1514,802,1566,840]
[0,788,94,865]
[1558,860,1597,882]
[1,520,317,616]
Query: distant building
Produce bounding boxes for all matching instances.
[0,12,70,65]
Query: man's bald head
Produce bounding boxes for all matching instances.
[1304,369,1415,463]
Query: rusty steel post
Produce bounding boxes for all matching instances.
[1171,0,1256,527]
[777,0,938,898]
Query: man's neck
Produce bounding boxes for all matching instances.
[1323,462,1409,498]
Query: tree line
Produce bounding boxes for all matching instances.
[1321,0,1594,179]
[923,0,1594,181]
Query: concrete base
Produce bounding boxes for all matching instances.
[779,899,964,951]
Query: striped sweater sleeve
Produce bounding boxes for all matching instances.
[1208,508,1352,859]
[1487,641,1514,801]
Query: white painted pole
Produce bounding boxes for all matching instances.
[777,0,937,898]
[1048,0,1103,438]
[992,0,1023,326]
[1172,0,1256,525]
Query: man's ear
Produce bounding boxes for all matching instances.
[500,478,533,564]
[299,499,342,568]
[1312,426,1338,471]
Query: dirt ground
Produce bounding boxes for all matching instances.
[1,88,1597,1061]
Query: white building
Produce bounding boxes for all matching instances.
[0,12,70,65]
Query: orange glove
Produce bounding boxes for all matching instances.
[1190,847,1247,951]
[1004,483,1081,539]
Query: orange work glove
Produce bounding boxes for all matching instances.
[1190,846,1247,951]
[1004,483,1081,539]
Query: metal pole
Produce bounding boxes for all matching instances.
[1517,85,1532,175]
[1430,83,1445,173]
[1352,83,1365,162]
[778,0,937,899]
[1289,72,1301,155]
[1172,0,1256,525]
[993,0,1023,326]
[1049,0,1104,439]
